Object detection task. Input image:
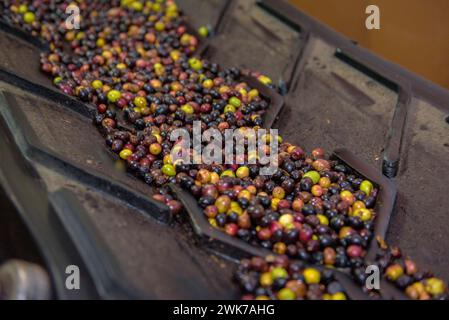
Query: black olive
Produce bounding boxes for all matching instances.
[319,235,335,248]
[228,211,239,223]
[312,252,324,265]
[302,204,316,216]
[285,229,299,244]
[143,173,153,185]
[237,229,251,242]
[272,278,287,291]
[260,241,272,250]
[348,216,363,229]
[321,269,335,285]
[396,275,412,289]
[335,254,349,268]
[327,281,344,294]
[216,214,227,227]
[352,267,367,285]
[297,249,311,262]
[299,177,313,192]
[237,197,249,209]
[271,229,284,243]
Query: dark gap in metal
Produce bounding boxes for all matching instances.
[285,30,310,95]
[258,1,302,33]
[335,50,399,92]
[382,89,411,178]
[214,0,235,34]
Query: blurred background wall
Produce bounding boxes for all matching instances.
[289,0,449,90]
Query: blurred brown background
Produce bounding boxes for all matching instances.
[289,0,449,90]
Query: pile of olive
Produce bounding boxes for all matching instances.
[2,0,447,301]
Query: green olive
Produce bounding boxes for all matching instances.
[360,180,374,196]
[181,104,194,114]
[260,272,273,287]
[23,12,35,24]
[271,267,288,279]
[107,90,121,103]
[188,58,203,71]
[134,96,147,109]
[198,26,209,37]
[215,195,231,214]
[236,166,249,179]
[223,104,236,113]
[161,164,176,177]
[385,264,404,281]
[303,268,321,284]
[229,97,241,108]
[278,288,296,300]
[425,278,446,296]
[18,5,28,14]
[303,171,320,184]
